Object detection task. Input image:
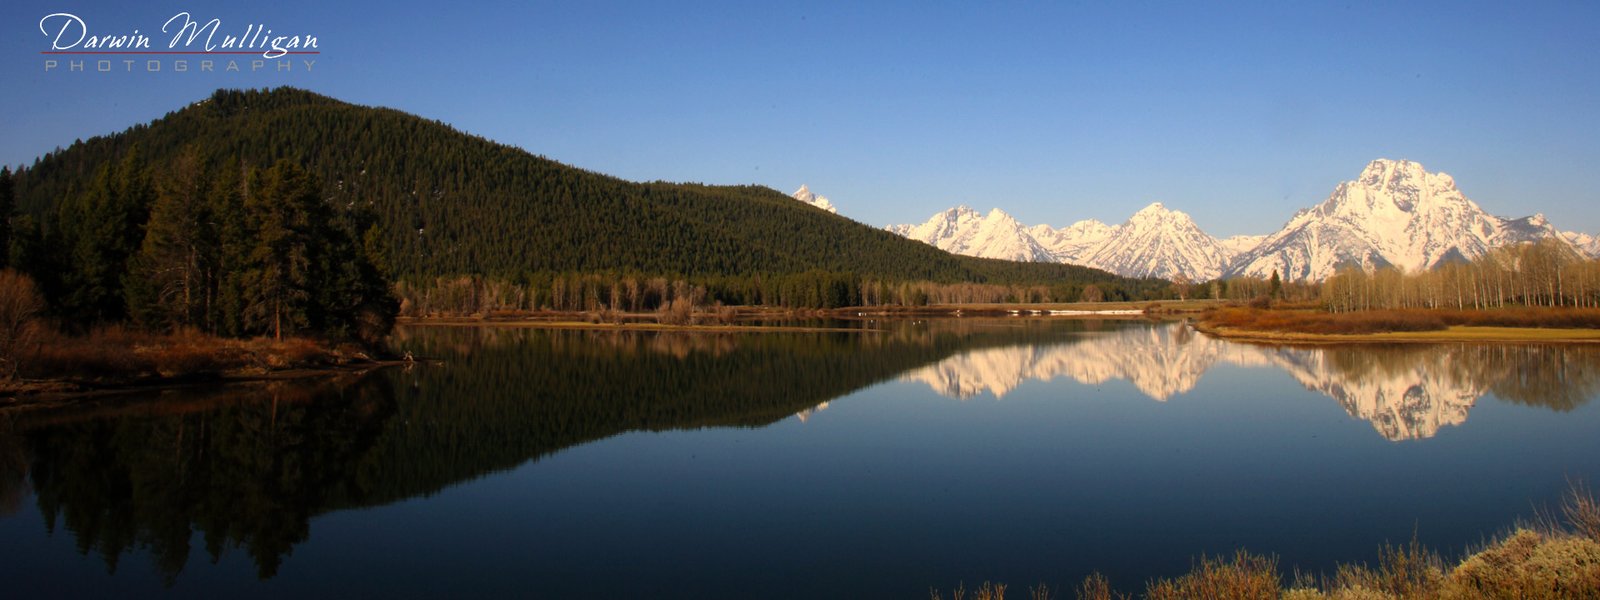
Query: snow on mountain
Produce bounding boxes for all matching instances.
[1028,219,1114,263]
[1083,202,1236,280]
[1228,159,1575,281]
[887,202,1239,279]
[1565,231,1600,258]
[886,205,1056,262]
[884,158,1584,281]
[791,184,837,214]
[1218,234,1266,256]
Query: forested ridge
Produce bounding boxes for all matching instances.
[6,87,1163,308]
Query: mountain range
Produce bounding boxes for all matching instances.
[886,159,1597,281]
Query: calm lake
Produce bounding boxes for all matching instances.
[3,319,1599,598]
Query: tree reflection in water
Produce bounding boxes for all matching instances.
[1,320,1597,582]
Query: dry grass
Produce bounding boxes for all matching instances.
[1327,535,1445,599]
[1143,550,1280,600]
[13,326,361,384]
[1075,573,1128,600]
[1204,306,1600,336]
[928,581,1004,600]
[1564,480,1600,543]
[1445,529,1600,599]
[1205,307,1448,335]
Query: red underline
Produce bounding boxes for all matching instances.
[41,51,320,55]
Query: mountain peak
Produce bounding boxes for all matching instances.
[1130,201,1182,218]
[790,184,838,214]
[1229,159,1574,280]
[1358,158,1440,190]
[985,207,1017,221]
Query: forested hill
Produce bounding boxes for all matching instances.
[9,87,1151,291]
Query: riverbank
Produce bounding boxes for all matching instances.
[1197,306,1600,344]
[400,318,871,333]
[1,327,400,404]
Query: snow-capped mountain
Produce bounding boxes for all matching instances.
[1564,231,1600,258]
[888,202,1242,279]
[885,158,1592,281]
[791,184,837,214]
[885,206,1056,262]
[1228,159,1575,280]
[1028,219,1114,262]
[1080,203,1237,280]
[1218,234,1267,256]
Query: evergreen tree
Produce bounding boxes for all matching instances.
[1269,269,1283,299]
[0,166,13,268]
[56,149,154,324]
[240,161,319,340]
[211,161,251,336]
[126,149,216,330]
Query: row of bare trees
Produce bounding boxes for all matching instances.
[1321,239,1600,312]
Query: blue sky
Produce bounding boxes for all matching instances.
[4,1,1599,237]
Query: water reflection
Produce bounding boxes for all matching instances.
[2,372,396,582]
[897,322,1600,440]
[1,320,1597,586]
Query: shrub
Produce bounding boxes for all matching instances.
[0,269,46,378]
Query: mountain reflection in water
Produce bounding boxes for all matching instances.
[0,319,1596,588]
[893,322,1600,441]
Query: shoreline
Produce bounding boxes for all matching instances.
[0,360,411,409]
[1196,322,1600,344]
[396,318,874,334]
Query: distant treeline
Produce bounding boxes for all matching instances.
[395,271,1161,316]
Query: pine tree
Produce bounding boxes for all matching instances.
[0,166,14,268]
[126,149,216,330]
[57,149,154,324]
[211,161,251,335]
[240,161,318,340]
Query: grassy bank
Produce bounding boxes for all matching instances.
[1198,306,1600,343]
[932,484,1600,599]
[1,326,389,400]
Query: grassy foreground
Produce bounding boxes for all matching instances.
[1199,307,1600,343]
[931,484,1600,600]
